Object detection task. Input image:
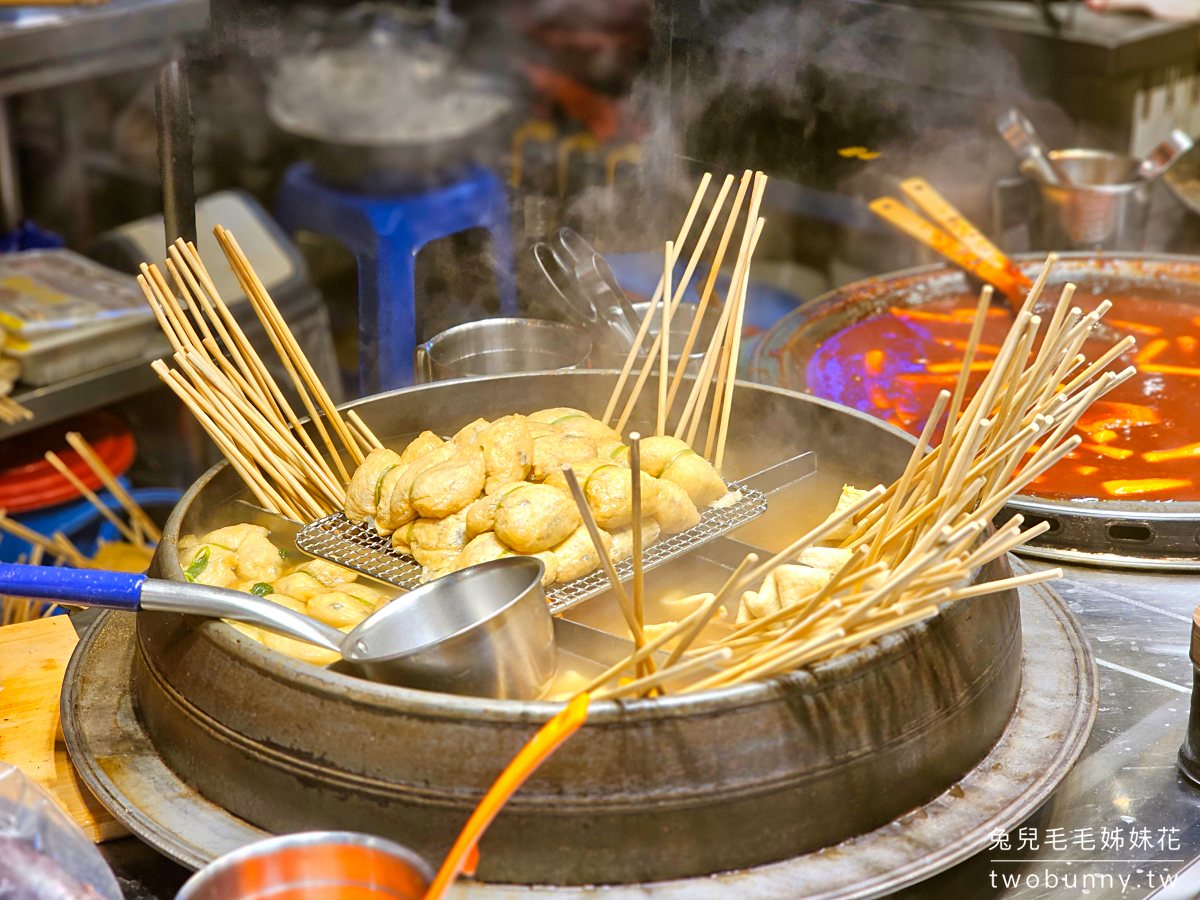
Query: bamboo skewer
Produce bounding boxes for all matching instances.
[137,227,364,520]
[662,554,757,669]
[613,172,769,436]
[0,511,93,568]
[0,395,34,424]
[348,410,384,450]
[560,465,653,669]
[635,251,1134,694]
[658,243,672,436]
[704,174,768,459]
[602,173,713,426]
[44,451,144,549]
[629,434,647,673]
[933,286,992,495]
[216,228,364,468]
[713,217,765,473]
[665,172,741,410]
[65,432,161,542]
[211,234,353,484]
[595,648,733,700]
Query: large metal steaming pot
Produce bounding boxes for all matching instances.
[133,372,1021,885]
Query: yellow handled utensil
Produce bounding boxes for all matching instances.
[422,693,591,900]
[871,181,1032,303]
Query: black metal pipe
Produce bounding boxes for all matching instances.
[155,58,196,251]
[0,98,22,231]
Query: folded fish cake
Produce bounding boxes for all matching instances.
[528,407,621,443]
[552,524,612,582]
[583,465,662,529]
[405,509,470,570]
[411,444,486,518]
[343,447,403,524]
[380,443,457,532]
[451,532,510,572]
[494,483,581,553]
[464,485,523,541]
[543,458,619,495]
[307,591,373,629]
[651,478,701,533]
[531,432,596,482]
[396,430,444,467]
[607,518,661,563]
[479,414,534,493]
[637,435,691,477]
[659,448,727,507]
[452,418,491,448]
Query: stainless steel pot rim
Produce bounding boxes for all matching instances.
[342,556,545,664]
[161,371,988,723]
[176,830,436,896]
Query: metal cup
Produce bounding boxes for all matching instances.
[414,318,591,383]
[175,831,433,900]
[341,557,557,699]
[589,299,721,372]
[1030,149,1150,251]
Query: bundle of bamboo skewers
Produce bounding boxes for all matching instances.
[134,231,384,522]
[135,169,766,522]
[599,169,768,473]
[1,430,162,623]
[575,256,1130,697]
[0,394,32,426]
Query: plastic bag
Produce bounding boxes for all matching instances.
[0,764,122,900]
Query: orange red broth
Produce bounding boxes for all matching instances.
[802,287,1200,501]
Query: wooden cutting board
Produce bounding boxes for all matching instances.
[0,615,126,842]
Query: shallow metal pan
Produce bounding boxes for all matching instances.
[751,253,1200,569]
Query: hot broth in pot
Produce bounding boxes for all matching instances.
[802,287,1200,501]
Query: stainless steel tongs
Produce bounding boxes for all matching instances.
[533,228,639,353]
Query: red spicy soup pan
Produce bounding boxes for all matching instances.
[750,253,1200,569]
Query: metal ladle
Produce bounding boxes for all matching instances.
[0,557,556,699]
[997,109,1070,186]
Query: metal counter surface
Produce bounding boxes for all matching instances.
[90,560,1200,899]
[897,561,1200,899]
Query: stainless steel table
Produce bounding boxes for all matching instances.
[897,560,1200,899]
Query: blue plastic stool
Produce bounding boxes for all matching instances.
[276,163,518,393]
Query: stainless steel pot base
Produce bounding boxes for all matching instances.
[62,573,1095,899]
[296,486,769,615]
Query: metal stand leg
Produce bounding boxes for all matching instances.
[156,59,196,251]
[0,97,22,233]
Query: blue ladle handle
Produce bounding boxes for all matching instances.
[0,563,343,652]
[0,563,144,609]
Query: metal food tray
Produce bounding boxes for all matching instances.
[297,483,768,614]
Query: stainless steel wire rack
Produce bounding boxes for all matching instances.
[296,484,768,614]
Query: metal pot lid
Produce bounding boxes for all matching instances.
[268,48,511,148]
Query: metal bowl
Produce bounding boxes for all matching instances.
[415,318,592,383]
[133,371,1022,885]
[750,252,1200,569]
[340,556,556,699]
[176,831,432,900]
